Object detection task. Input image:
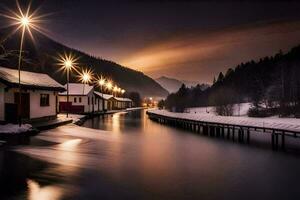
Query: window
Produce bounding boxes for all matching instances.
[74,97,77,103]
[79,97,82,103]
[40,94,49,106]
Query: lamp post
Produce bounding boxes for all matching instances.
[3,2,44,126]
[80,71,91,94]
[64,59,72,118]
[58,53,78,118]
[113,86,118,97]
[17,16,29,126]
[105,81,113,110]
[98,76,106,112]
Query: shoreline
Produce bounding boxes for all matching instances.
[0,107,145,144]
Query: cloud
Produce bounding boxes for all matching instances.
[120,20,300,83]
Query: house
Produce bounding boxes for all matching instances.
[0,67,65,123]
[58,83,101,114]
[93,91,113,111]
[113,97,133,109]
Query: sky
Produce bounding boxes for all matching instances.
[2,0,300,83]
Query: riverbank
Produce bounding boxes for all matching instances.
[147,109,300,150]
[148,109,300,133]
[0,107,144,140]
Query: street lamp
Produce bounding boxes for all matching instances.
[79,69,93,95]
[5,4,35,126]
[113,86,118,97]
[106,81,113,93]
[97,76,106,111]
[58,53,78,118]
[121,89,126,96]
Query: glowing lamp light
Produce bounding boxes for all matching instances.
[20,16,30,26]
[79,69,93,84]
[106,81,113,90]
[64,60,72,69]
[98,77,106,86]
[113,86,118,92]
[121,89,125,94]
[83,73,90,82]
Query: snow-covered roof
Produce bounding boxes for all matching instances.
[94,91,113,100]
[113,97,133,102]
[59,83,94,96]
[0,66,64,91]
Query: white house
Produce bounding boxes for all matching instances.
[58,83,101,114]
[0,67,65,123]
[93,92,133,110]
[94,91,113,111]
[113,97,133,109]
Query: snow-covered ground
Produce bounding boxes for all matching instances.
[148,109,300,133]
[0,124,33,134]
[185,103,252,116]
[57,114,86,123]
[126,107,145,111]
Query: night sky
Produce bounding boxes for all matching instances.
[2,0,300,83]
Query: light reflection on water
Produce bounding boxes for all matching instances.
[1,109,300,199]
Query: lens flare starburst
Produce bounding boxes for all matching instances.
[78,69,93,84]
[97,75,106,86]
[1,1,49,43]
[106,80,113,90]
[57,52,79,73]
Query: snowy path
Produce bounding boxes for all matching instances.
[148,109,300,133]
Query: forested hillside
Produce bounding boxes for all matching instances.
[163,45,300,117]
[0,31,168,97]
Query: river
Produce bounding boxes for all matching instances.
[0,109,300,199]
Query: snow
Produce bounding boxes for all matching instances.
[186,103,252,116]
[113,97,132,102]
[126,107,144,111]
[148,109,300,133]
[0,67,64,89]
[94,91,113,100]
[0,124,32,134]
[59,83,93,96]
[57,113,86,123]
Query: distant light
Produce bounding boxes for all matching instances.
[113,86,118,92]
[106,81,113,90]
[98,76,106,86]
[121,89,125,94]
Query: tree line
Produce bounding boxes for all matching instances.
[160,45,300,118]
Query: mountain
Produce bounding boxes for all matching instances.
[0,31,168,98]
[156,76,209,93]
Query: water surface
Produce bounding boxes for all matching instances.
[1,109,300,199]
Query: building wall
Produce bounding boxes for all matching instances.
[30,90,57,119]
[0,83,5,121]
[58,91,103,113]
[2,88,58,120]
[94,97,103,112]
